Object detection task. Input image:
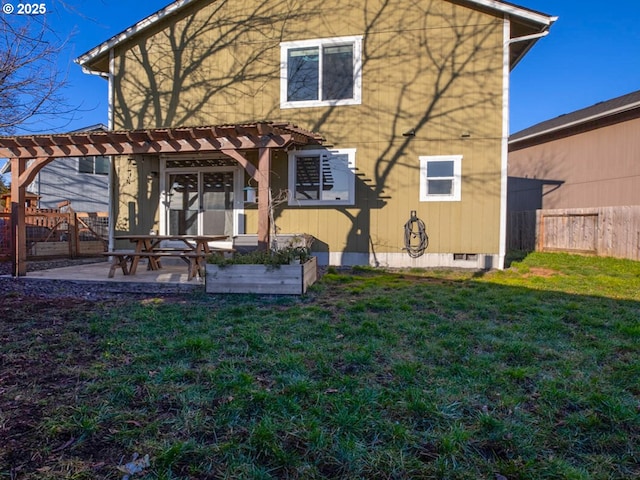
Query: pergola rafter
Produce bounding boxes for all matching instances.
[0,122,323,276]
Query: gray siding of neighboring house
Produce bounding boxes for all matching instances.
[28,157,109,212]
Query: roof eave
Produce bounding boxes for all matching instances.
[465,0,555,27]
[510,101,640,146]
[74,0,199,69]
[75,0,556,71]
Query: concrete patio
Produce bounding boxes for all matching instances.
[0,259,205,295]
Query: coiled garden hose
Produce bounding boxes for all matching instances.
[403,211,428,258]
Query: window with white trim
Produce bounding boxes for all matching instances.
[280,36,362,109]
[78,156,110,175]
[419,155,462,202]
[288,149,356,206]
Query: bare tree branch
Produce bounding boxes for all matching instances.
[0,9,74,134]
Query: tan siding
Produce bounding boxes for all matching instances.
[113,155,161,235]
[112,0,507,260]
[510,116,640,209]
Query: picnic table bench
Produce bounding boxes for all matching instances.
[102,234,234,280]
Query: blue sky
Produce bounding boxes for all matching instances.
[4,0,640,135]
[511,0,640,132]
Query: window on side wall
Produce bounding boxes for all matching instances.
[78,156,110,175]
[288,149,356,206]
[280,36,362,109]
[419,155,462,202]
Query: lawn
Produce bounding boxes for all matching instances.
[1,252,639,479]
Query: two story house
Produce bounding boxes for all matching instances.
[74,0,555,268]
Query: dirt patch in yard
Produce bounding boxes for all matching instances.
[0,295,124,479]
[522,267,562,278]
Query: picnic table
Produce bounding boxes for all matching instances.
[103,234,231,280]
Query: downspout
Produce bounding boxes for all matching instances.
[499,23,552,269]
[81,49,116,251]
[107,50,115,251]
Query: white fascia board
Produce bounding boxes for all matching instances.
[75,0,198,67]
[466,0,556,26]
[510,101,640,145]
[75,0,555,69]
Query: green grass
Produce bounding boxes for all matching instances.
[1,252,640,479]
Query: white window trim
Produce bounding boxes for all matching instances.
[419,155,462,202]
[280,35,363,109]
[288,148,356,206]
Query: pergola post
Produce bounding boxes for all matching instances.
[10,157,27,276]
[257,147,271,251]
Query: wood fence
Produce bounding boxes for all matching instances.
[0,209,108,260]
[509,206,640,261]
[0,211,9,259]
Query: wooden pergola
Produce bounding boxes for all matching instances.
[0,122,323,276]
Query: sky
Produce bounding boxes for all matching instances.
[510,0,640,132]
[2,0,640,152]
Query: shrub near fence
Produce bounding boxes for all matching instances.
[510,206,640,261]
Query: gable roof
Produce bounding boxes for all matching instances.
[510,89,640,149]
[75,0,556,72]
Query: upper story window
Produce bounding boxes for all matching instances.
[288,148,356,206]
[419,155,462,202]
[280,36,362,109]
[79,156,110,175]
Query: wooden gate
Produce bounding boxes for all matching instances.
[0,207,107,259]
[538,211,598,254]
[535,207,640,261]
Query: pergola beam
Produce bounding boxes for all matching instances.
[0,122,323,276]
[0,134,308,159]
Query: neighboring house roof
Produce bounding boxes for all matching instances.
[75,0,556,72]
[510,89,640,150]
[70,123,109,134]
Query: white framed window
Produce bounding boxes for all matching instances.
[280,36,362,109]
[78,156,110,175]
[288,148,356,206]
[419,155,462,202]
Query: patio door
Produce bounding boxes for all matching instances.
[167,171,236,237]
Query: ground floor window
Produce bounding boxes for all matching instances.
[288,148,356,206]
[419,154,462,202]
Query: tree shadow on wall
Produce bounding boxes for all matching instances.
[112,0,522,259]
[293,0,509,259]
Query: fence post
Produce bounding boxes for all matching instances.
[536,210,544,252]
[69,211,78,258]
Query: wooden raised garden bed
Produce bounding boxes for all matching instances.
[205,256,317,295]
